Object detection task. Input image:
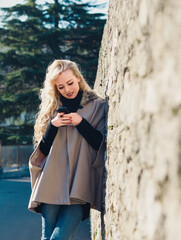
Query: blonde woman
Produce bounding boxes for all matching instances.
[28,59,106,240]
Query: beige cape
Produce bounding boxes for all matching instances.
[28,91,106,213]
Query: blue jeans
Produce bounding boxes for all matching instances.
[41,203,83,240]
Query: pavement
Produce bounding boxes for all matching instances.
[0,166,30,179]
[0,174,91,240]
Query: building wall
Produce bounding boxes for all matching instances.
[91,0,181,239]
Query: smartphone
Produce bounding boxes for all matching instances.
[57,107,70,114]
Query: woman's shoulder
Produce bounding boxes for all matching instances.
[81,90,105,107]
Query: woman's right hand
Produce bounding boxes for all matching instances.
[51,112,72,127]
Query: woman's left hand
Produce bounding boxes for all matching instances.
[66,113,82,126]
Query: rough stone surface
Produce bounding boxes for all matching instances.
[92,0,181,239]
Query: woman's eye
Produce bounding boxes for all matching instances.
[58,82,73,90]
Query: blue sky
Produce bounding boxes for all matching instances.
[0,0,108,28]
[0,0,109,14]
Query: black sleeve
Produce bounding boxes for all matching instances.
[39,122,58,156]
[76,118,103,151]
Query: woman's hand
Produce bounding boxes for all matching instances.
[51,112,72,127]
[51,112,82,127]
[66,113,83,126]
[31,151,46,168]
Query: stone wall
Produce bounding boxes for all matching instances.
[91,0,181,239]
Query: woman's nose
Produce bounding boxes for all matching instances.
[64,85,70,92]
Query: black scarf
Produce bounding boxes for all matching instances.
[60,90,83,112]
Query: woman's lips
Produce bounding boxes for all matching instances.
[66,92,74,97]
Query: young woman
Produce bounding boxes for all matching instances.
[28,59,106,240]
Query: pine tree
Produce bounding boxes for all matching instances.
[0,0,106,144]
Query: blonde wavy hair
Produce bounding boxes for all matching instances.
[33,59,92,146]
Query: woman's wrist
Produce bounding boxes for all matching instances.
[51,119,56,127]
[74,115,83,126]
[50,120,58,128]
[75,117,83,127]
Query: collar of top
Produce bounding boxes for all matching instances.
[60,90,83,112]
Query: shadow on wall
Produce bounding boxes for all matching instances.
[101,96,109,240]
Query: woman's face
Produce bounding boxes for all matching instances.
[55,69,80,99]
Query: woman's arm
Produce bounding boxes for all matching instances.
[76,118,103,151]
[39,112,72,156]
[39,122,58,156]
[66,112,103,151]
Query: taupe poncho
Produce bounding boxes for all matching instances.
[28,91,106,213]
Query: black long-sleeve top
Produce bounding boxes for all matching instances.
[39,90,103,156]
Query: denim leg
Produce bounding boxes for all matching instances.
[41,203,61,240]
[50,204,83,240]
